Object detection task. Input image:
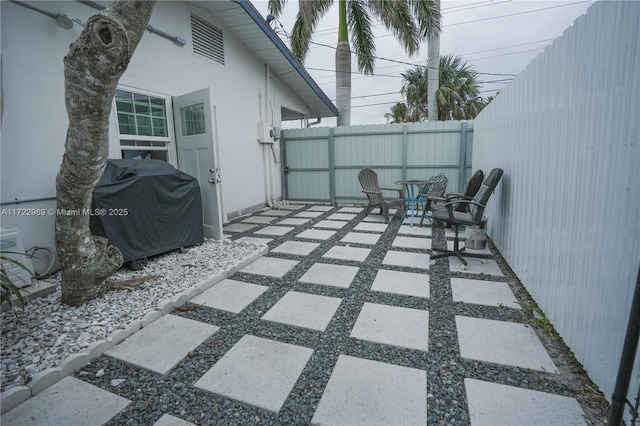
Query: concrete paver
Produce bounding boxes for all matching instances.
[190,279,268,313]
[340,232,381,245]
[392,235,431,250]
[277,218,311,226]
[313,220,348,229]
[194,335,313,413]
[354,222,388,232]
[271,241,320,256]
[259,210,291,216]
[307,206,334,212]
[105,314,219,375]
[323,246,371,262]
[299,263,359,288]
[295,229,336,240]
[371,269,430,298]
[382,250,430,270]
[1,377,130,426]
[451,278,520,309]
[398,224,432,237]
[449,257,504,276]
[465,379,587,426]
[254,226,295,236]
[153,414,194,426]
[240,257,299,278]
[456,316,558,373]
[235,236,272,245]
[362,214,386,223]
[295,211,324,218]
[326,213,357,221]
[350,302,429,352]
[261,291,342,331]
[223,223,257,233]
[338,207,363,213]
[241,216,275,224]
[311,355,427,425]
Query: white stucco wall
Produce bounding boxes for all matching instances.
[1,0,314,253]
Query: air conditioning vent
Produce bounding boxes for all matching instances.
[191,14,224,65]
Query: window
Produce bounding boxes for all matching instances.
[115,89,171,162]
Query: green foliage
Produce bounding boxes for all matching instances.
[518,301,557,341]
[1,254,31,321]
[393,53,490,122]
[268,0,441,73]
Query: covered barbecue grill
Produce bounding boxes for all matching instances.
[90,159,204,268]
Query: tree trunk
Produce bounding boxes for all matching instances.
[335,0,350,127]
[427,32,440,122]
[56,0,155,306]
[336,41,352,127]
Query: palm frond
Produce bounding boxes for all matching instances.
[290,0,334,63]
[368,0,419,55]
[1,254,32,321]
[268,0,288,17]
[348,0,375,74]
[409,0,441,38]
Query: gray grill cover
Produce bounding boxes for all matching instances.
[90,159,204,262]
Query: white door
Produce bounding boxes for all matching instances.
[173,88,223,240]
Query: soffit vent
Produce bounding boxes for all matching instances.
[191,14,224,65]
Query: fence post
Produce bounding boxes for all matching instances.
[281,131,288,200]
[329,128,335,205]
[402,124,408,180]
[459,121,468,193]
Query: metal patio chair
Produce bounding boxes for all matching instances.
[417,173,449,227]
[358,167,406,223]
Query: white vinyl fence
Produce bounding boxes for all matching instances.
[472,1,640,419]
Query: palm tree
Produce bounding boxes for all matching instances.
[268,0,440,127]
[401,54,483,121]
[384,102,409,123]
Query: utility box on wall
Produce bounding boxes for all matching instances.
[1,227,35,288]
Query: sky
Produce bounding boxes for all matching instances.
[251,0,596,127]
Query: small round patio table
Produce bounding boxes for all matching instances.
[394,179,430,227]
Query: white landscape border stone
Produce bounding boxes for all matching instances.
[0,240,268,414]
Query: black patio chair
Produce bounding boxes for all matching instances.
[358,167,406,223]
[430,168,503,269]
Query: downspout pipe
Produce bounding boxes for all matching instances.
[258,85,273,209]
[608,264,640,425]
[307,117,322,127]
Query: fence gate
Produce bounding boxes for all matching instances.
[282,127,333,203]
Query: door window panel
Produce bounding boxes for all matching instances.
[180,103,206,136]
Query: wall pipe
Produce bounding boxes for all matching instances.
[77,0,186,46]
[608,265,640,425]
[1,196,57,206]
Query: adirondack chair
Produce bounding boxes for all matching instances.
[358,168,406,223]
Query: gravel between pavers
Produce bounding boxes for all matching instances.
[3,204,609,425]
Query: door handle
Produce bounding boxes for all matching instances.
[209,168,222,184]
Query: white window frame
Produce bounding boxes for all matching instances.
[112,86,177,166]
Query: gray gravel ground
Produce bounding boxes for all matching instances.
[69,204,609,425]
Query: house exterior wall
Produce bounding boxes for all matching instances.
[1,1,311,255]
[471,1,640,418]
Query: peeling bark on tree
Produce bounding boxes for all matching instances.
[56,0,155,306]
[336,41,351,127]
